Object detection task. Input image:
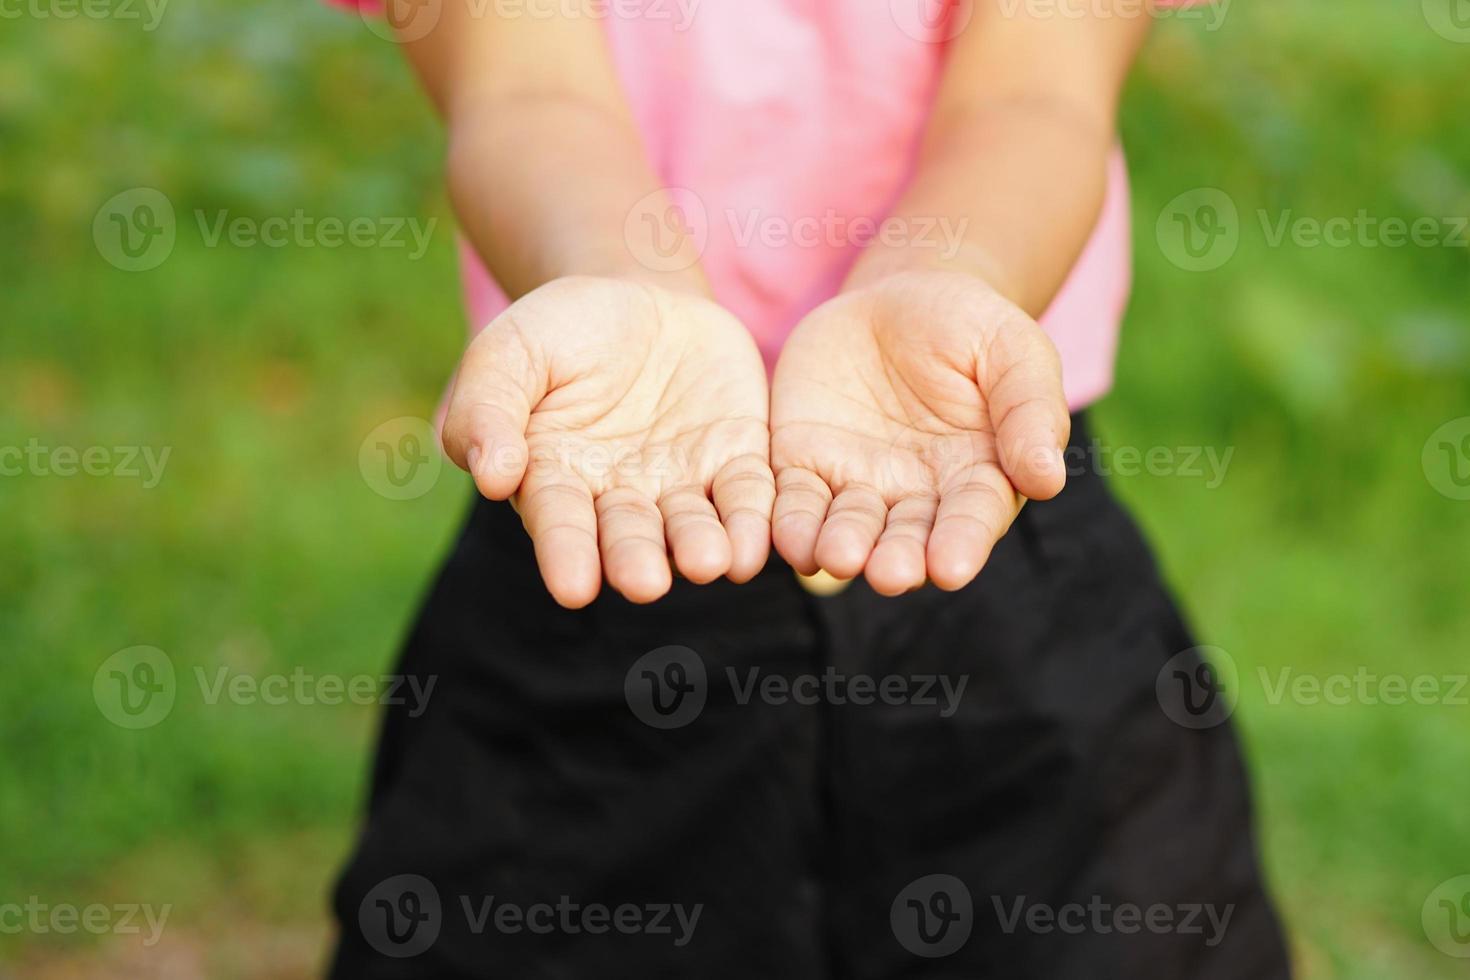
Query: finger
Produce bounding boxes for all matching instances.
[984,325,1070,501]
[517,467,600,609]
[926,470,1022,591]
[712,452,775,583]
[659,486,731,585]
[455,404,532,500]
[772,467,832,576]
[865,496,937,597]
[441,327,545,501]
[813,484,887,580]
[596,488,673,604]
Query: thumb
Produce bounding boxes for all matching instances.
[440,325,546,501]
[982,321,1070,501]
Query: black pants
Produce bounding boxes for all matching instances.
[329,414,1291,979]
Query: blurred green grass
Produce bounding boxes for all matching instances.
[1,0,1468,975]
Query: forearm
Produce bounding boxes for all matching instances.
[445,95,707,300]
[844,95,1112,318]
[845,0,1149,317]
[393,0,706,301]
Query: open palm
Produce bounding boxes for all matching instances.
[442,276,774,607]
[770,270,1070,596]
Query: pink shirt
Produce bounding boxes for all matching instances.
[334,0,1147,409]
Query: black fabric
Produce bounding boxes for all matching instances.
[329,413,1292,979]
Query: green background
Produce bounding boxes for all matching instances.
[2,0,1467,975]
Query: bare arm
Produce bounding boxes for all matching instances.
[383,2,772,608]
[845,0,1151,315]
[394,0,706,299]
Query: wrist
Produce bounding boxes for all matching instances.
[548,241,712,300]
[446,100,712,301]
[843,239,1023,305]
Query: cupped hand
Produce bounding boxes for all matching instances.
[769,270,1070,596]
[442,276,774,608]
